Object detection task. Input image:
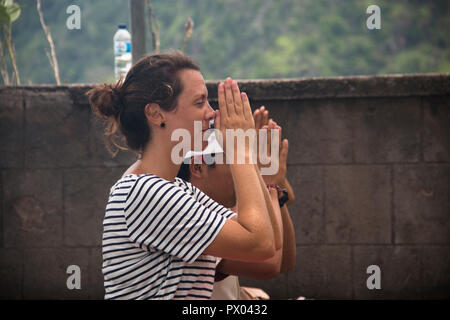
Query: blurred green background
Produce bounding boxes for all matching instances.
[4,0,450,84]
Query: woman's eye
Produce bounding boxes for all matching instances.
[197,101,204,106]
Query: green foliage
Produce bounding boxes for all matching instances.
[0,0,21,23]
[0,0,22,84]
[4,0,450,84]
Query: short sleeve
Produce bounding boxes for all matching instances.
[124,175,227,263]
[174,177,237,220]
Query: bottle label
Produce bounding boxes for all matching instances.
[115,41,131,54]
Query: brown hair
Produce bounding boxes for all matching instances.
[87,51,200,156]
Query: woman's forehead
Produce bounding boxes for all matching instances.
[179,69,207,96]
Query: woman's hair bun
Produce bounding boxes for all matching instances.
[87,83,124,118]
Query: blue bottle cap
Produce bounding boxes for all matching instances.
[118,24,127,29]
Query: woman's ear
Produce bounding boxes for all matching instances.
[189,162,205,180]
[145,103,166,127]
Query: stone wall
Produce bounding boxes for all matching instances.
[0,74,449,299]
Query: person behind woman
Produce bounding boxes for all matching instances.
[177,110,296,300]
[87,52,281,299]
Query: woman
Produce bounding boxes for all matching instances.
[87,52,280,299]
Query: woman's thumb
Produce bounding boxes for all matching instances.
[280,139,289,160]
[214,110,221,130]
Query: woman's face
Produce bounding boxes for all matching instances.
[205,162,236,208]
[188,158,236,209]
[167,69,215,152]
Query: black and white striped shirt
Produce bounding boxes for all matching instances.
[102,174,236,300]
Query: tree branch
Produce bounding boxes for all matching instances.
[145,0,160,53]
[182,17,193,53]
[36,0,60,85]
[0,26,11,84]
[4,21,20,84]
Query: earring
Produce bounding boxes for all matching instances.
[160,122,166,128]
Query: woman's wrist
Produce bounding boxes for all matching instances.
[267,186,279,198]
[266,184,289,208]
[228,148,255,165]
[266,183,282,195]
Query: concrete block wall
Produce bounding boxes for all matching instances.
[0,74,449,299]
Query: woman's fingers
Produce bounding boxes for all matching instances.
[254,109,261,129]
[280,139,289,165]
[262,109,269,127]
[224,78,235,116]
[279,126,282,152]
[219,77,255,130]
[254,106,267,129]
[261,124,270,160]
[214,110,221,130]
[266,122,272,157]
[259,106,265,124]
[217,82,228,119]
[242,92,254,124]
[231,80,243,116]
[272,121,282,150]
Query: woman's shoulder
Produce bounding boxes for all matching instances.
[111,174,191,200]
[173,177,196,196]
[115,173,155,185]
[110,173,158,194]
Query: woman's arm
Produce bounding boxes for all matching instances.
[280,205,296,272]
[254,106,295,207]
[214,122,293,279]
[217,205,295,280]
[218,204,295,279]
[218,183,283,280]
[254,117,287,251]
[216,247,283,280]
[203,78,275,262]
[255,163,283,251]
[216,191,282,281]
[281,178,295,207]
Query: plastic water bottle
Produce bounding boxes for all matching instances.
[113,24,132,81]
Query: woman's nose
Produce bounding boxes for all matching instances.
[205,101,215,120]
